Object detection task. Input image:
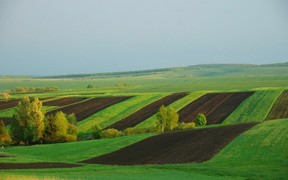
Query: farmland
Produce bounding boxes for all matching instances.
[0,64,288,179]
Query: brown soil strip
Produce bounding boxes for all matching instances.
[0,97,52,111]
[106,93,188,131]
[81,122,258,165]
[47,96,132,121]
[178,92,254,124]
[0,162,82,169]
[0,99,19,111]
[43,97,86,106]
[265,90,288,120]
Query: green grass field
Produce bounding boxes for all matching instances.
[0,64,287,179]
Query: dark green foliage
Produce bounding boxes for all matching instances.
[91,123,102,139]
[195,113,207,127]
[10,97,45,145]
[87,84,93,89]
[66,113,77,125]
[0,120,11,145]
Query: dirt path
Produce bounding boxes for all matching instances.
[81,122,258,165]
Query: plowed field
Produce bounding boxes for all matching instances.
[265,90,288,120]
[47,96,132,121]
[81,122,257,165]
[43,97,86,106]
[106,93,188,130]
[0,97,52,111]
[178,92,254,124]
[0,162,81,169]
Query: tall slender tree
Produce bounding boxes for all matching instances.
[10,97,45,145]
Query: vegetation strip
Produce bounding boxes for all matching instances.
[265,90,288,120]
[47,96,133,121]
[81,122,258,165]
[0,162,82,169]
[106,93,188,130]
[43,97,87,107]
[178,92,254,124]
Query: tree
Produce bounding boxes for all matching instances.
[66,113,77,125]
[1,92,10,101]
[91,123,102,139]
[167,107,179,131]
[0,120,11,145]
[195,113,207,127]
[43,111,77,143]
[10,97,45,145]
[87,84,93,89]
[156,105,168,132]
[156,105,179,132]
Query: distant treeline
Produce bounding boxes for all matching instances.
[5,87,58,94]
[40,68,173,79]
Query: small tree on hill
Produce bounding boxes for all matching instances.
[87,84,93,89]
[156,105,168,132]
[167,107,179,131]
[1,92,10,101]
[156,105,179,132]
[195,113,207,127]
[10,97,45,145]
[91,123,102,139]
[43,111,77,143]
[0,120,11,145]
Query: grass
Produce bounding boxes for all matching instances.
[223,89,284,124]
[135,91,206,129]
[78,93,166,132]
[0,106,56,118]
[0,133,155,163]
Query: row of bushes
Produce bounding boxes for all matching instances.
[5,86,58,94]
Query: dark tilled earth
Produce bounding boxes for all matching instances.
[81,122,258,165]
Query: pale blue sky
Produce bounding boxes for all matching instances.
[0,0,287,75]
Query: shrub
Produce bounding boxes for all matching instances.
[195,113,207,127]
[100,128,123,139]
[0,120,11,145]
[177,122,196,130]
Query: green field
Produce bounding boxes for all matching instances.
[0,64,287,179]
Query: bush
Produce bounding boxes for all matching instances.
[100,128,123,139]
[195,113,207,127]
[0,120,11,145]
[177,122,196,130]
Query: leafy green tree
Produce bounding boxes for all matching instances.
[87,84,93,89]
[10,97,45,145]
[43,111,77,143]
[156,105,168,132]
[0,120,11,145]
[66,113,77,125]
[167,107,179,131]
[0,92,10,101]
[156,105,180,132]
[195,113,207,127]
[91,123,102,139]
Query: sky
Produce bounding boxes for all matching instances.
[0,0,287,75]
